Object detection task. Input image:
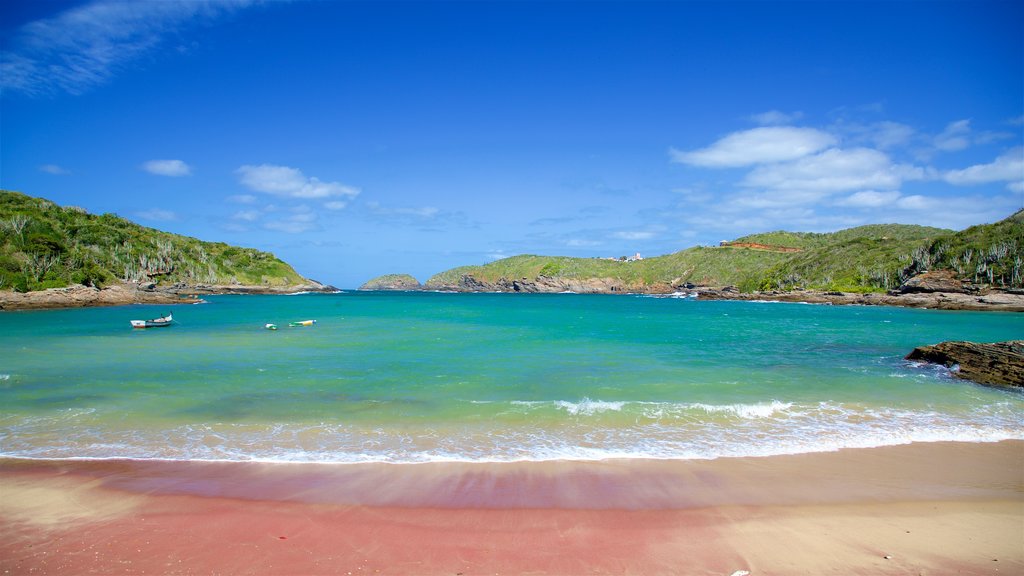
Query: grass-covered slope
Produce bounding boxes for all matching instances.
[919,209,1023,286]
[426,213,1023,293]
[0,190,310,292]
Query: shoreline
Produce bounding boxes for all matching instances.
[6,282,1022,312]
[3,441,1022,574]
[0,281,338,311]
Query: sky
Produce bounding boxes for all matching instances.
[1,0,1022,288]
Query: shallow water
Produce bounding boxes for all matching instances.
[1,292,1021,462]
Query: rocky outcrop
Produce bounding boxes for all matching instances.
[696,288,1024,311]
[905,340,1024,388]
[359,274,422,291]
[719,242,803,253]
[422,273,1024,310]
[897,270,969,294]
[0,280,336,310]
[428,274,680,295]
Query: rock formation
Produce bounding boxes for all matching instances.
[897,270,969,294]
[905,340,1024,388]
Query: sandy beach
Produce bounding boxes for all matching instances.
[1,440,1021,575]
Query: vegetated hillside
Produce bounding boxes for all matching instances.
[425,212,1023,293]
[757,223,954,292]
[424,248,795,292]
[0,190,310,292]
[917,209,1023,287]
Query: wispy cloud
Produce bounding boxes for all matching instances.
[264,205,318,234]
[933,119,972,152]
[366,202,440,219]
[137,208,177,221]
[39,164,70,175]
[142,159,191,177]
[1,0,259,97]
[749,110,804,126]
[237,164,360,202]
[612,230,656,241]
[667,113,1022,235]
[226,194,258,204]
[670,127,836,167]
[943,147,1023,189]
[834,190,902,208]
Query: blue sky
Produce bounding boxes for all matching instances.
[2,0,1022,288]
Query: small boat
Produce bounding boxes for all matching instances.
[265,323,278,330]
[288,319,317,327]
[130,313,173,329]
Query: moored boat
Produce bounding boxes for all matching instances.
[130,313,173,329]
[288,319,316,327]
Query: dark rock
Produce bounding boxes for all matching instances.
[898,270,966,294]
[905,340,1024,388]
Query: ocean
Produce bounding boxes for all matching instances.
[1,292,1021,463]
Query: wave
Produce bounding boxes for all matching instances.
[507,398,794,419]
[3,399,1021,464]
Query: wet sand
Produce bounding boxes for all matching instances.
[2,441,1022,575]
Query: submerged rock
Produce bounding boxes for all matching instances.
[905,340,1024,388]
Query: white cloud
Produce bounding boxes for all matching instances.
[232,210,260,222]
[749,110,804,126]
[142,159,191,177]
[236,164,360,200]
[137,208,177,221]
[943,148,1024,186]
[742,147,909,195]
[671,127,837,167]
[835,190,902,208]
[324,201,349,210]
[933,119,971,152]
[39,164,70,175]
[1,0,257,96]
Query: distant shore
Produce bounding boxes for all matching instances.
[4,281,1024,312]
[694,286,1024,312]
[0,281,338,311]
[2,441,1021,574]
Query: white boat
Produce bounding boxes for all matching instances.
[130,313,173,329]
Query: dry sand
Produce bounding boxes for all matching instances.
[2,441,1022,575]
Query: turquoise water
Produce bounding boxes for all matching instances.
[1,292,1021,462]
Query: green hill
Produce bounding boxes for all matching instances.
[425,212,1024,293]
[0,190,313,292]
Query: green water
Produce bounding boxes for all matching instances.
[1,292,1021,462]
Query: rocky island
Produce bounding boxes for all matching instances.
[359,274,422,291]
